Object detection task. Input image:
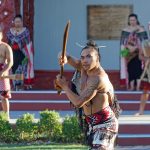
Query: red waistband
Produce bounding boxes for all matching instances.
[0,91,11,99]
[85,106,113,125]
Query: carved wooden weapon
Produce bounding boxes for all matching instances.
[58,20,70,95]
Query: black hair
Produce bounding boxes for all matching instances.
[14,14,23,21]
[128,13,140,25]
[81,40,101,61]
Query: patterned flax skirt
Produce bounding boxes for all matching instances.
[85,106,118,150]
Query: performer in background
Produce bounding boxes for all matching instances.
[0,27,13,120]
[120,13,148,90]
[135,37,150,115]
[7,14,34,90]
[55,40,118,149]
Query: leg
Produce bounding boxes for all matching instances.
[15,84,24,91]
[136,79,141,91]
[1,96,10,120]
[129,80,134,90]
[135,90,149,116]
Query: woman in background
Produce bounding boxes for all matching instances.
[7,14,34,90]
[120,13,148,90]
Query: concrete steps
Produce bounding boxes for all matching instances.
[118,115,150,146]
[1,90,150,146]
[1,91,150,111]
[117,91,150,111]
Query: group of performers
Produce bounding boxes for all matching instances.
[55,13,150,149]
[0,12,150,149]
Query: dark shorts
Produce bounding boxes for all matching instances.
[0,64,11,98]
[0,91,11,99]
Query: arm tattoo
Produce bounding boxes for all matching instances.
[79,77,100,106]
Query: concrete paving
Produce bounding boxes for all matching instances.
[119,114,150,124]
[8,110,150,122]
[116,145,150,150]
[8,107,150,119]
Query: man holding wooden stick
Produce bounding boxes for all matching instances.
[0,27,13,120]
[55,40,118,149]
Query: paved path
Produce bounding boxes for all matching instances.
[8,111,150,124]
[118,114,150,124]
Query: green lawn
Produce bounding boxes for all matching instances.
[0,144,88,150]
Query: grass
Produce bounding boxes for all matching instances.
[0,143,88,150]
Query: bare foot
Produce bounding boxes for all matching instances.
[134,112,143,116]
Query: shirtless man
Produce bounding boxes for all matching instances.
[0,28,13,120]
[55,40,118,150]
[135,40,150,116]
